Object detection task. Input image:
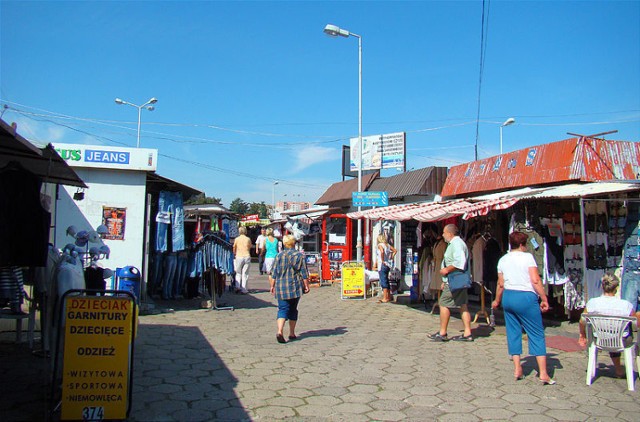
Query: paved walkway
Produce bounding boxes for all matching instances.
[2,264,640,421]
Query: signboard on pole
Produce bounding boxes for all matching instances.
[352,191,389,207]
[61,295,135,420]
[341,261,366,300]
[350,132,406,171]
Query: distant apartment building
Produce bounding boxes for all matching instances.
[276,201,311,213]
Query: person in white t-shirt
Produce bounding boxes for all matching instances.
[492,231,554,384]
[256,228,267,275]
[578,273,636,378]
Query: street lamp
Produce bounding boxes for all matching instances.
[324,23,364,262]
[272,181,279,218]
[499,117,515,155]
[114,97,158,148]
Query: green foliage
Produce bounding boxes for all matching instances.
[229,197,249,214]
[184,193,222,205]
[248,201,269,219]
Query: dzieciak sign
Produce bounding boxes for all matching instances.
[53,143,158,171]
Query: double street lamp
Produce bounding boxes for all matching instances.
[324,23,364,262]
[114,97,158,148]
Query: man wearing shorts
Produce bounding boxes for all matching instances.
[428,224,473,342]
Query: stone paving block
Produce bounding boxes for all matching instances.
[436,412,481,421]
[215,405,252,421]
[331,401,373,414]
[347,383,379,393]
[369,398,410,411]
[148,382,183,394]
[373,388,411,401]
[171,408,215,421]
[254,405,297,419]
[189,398,231,411]
[474,407,516,420]
[545,409,589,420]
[366,409,407,421]
[295,404,334,417]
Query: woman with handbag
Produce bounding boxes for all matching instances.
[492,231,554,384]
[270,234,310,344]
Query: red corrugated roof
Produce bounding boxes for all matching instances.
[441,138,640,198]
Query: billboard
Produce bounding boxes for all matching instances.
[349,132,405,171]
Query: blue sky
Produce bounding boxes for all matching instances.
[1,1,639,207]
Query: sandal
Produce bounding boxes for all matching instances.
[427,332,449,342]
[288,335,298,341]
[276,334,286,344]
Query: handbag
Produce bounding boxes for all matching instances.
[447,269,471,292]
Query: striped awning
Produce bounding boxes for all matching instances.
[346,197,520,222]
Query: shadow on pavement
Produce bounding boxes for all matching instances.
[130,324,249,421]
[299,326,348,339]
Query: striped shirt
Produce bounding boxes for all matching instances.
[272,248,309,300]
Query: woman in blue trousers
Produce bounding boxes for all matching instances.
[492,231,555,385]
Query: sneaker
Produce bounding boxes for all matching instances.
[428,332,449,342]
[452,335,474,342]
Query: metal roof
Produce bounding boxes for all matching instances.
[471,181,640,201]
[441,137,640,198]
[315,171,379,206]
[146,172,202,200]
[0,119,87,188]
[367,166,447,201]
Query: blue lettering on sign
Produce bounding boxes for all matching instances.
[85,150,130,164]
[492,157,503,172]
[526,148,537,166]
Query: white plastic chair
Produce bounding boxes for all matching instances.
[584,314,639,391]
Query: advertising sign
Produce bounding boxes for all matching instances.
[350,132,405,171]
[352,191,389,207]
[341,261,366,300]
[102,207,127,240]
[53,143,158,171]
[61,296,135,420]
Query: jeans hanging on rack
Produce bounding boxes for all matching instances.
[156,191,185,253]
[173,252,189,298]
[162,253,178,300]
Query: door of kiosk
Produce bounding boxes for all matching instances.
[321,214,355,282]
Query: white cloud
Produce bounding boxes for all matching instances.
[291,145,338,173]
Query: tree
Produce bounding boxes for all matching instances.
[229,197,249,215]
[185,193,222,205]
[248,202,269,219]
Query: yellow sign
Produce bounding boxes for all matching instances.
[61,296,134,420]
[341,261,366,300]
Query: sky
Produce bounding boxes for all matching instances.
[1,1,639,208]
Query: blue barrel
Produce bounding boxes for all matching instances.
[117,266,141,302]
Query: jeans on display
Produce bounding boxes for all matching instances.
[378,265,391,289]
[156,191,185,253]
[502,290,547,356]
[622,208,640,311]
[234,256,251,293]
[162,253,178,299]
[149,252,164,294]
[173,252,188,298]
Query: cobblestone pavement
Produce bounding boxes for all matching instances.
[2,264,640,421]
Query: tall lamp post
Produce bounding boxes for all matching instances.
[272,181,279,219]
[499,117,515,155]
[115,97,158,148]
[324,23,363,262]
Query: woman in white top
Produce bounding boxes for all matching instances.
[578,273,635,378]
[492,231,554,384]
[376,234,396,303]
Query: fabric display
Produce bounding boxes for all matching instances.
[540,217,567,285]
[512,220,545,277]
[156,191,185,253]
[608,202,627,259]
[621,201,640,289]
[584,201,609,270]
[0,266,25,313]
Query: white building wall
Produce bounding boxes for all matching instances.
[55,168,147,274]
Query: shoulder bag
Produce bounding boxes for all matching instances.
[447,269,471,292]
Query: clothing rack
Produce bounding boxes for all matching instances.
[196,231,234,311]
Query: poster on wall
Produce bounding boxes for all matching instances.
[103,207,127,240]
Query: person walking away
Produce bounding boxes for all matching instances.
[578,273,637,378]
[428,224,473,342]
[233,226,252,294]
[256,227,267,275]
[492,231,555,384]
[376,234,397,303]
[263,228,279,275]
[270,234,310,343]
